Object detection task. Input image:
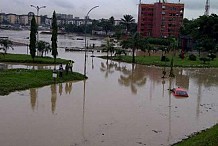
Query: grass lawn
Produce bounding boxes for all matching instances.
[102,55,218,68]
[0,69,86,95]
[172,124,218,146]
[0,53,69,64]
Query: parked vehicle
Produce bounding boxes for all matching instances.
[171,87,189,97]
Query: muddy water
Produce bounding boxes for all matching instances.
[1,30,218,146]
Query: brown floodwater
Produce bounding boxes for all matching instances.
[1,30,218,146]
[1,52,218,146]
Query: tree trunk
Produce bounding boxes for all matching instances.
[132,48,135,63]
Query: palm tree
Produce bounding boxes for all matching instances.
[121,14,135,35]
[121,32,145,63]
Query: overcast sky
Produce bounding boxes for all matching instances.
[0,0,217,20]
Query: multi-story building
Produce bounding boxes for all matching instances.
[138,1,184,38]
[56,13,74,20]
[6,13,18,24]
[0,13,5,24]
[19,15,29,25]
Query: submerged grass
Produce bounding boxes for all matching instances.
[0,53,69,64]
[0,69,86,95]
[172,124,218,146]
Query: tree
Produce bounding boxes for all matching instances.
[168,38,178,78]
[181,14,218,52]
[105,38,115,60]
[37,40,51,57]
[121,14,135,35]
[109,16,115,26]
[0,39,13,56]
[121,32,145,63]
[29,15,37,61]
[99,18,114,36]
[51,11,58,63]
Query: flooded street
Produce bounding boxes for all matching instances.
[1,30,218,146]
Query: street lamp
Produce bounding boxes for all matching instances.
[30,5,46,55]
[84,5,99,76]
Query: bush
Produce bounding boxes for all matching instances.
[199,57,210,64]
[161,56,169,62]
[179,53,185,59]
[208,53,216,60]
[189,54,197,61]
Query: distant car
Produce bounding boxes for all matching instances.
[171,87,189,97]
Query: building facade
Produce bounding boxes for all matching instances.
[138,2,184,38]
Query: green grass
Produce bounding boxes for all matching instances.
[0,53,69,64]
[0,69,86,95]
[172,124,218,146]
[102,55,218,68]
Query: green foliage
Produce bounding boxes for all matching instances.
[199,57,210,64]
[181,14,218,52]
[208,53,216,60]
[29,15,37,61]
[0,69,86,95]
[65,24,86,33]
[121,14,135,34]
[189,54,197,61]
[37,40,51,57]
[172,124,218,146]
[64,16,116,35]
[120,32,147,63]
[161,56,169,62]
[51,11,58,62]
[105,55,218,68]
[104,38,115,58]
[147,37,171,46]
[0,53,68,64]
[0,39,13,55]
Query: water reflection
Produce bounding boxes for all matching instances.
[162,78,166,97]
[118,64,146,94]
[59,83,63,96]
[196,83,202,119]
[100,60,115,78]
[51,84,57,114]
[65,81,73,94]
[30,88,37,111]
[167,78,173,144]
[175,69,189,89]
[29,82,74,113]
[82,80,87,144]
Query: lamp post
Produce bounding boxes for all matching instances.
[84,5,99,76]
[178,10,184,59]
[30,5,46,55]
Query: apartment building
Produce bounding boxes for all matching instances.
[6,13,18,24]
[138,2,184,38]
